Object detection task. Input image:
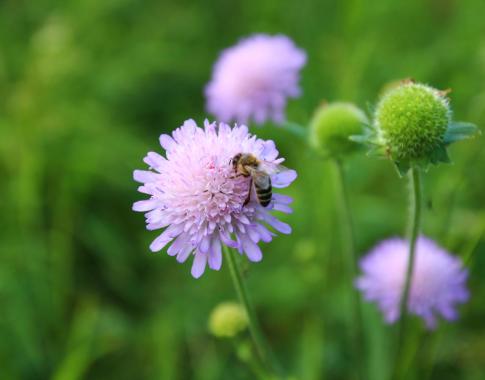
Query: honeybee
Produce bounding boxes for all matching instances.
[231,153,288,207]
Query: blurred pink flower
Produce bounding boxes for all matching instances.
[133,119,296,278]
[205,34,306,125]
[356,236,469,329]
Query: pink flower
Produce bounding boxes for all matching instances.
[205,34,306,125]
[133,119,296,278]
[356,237,469,329]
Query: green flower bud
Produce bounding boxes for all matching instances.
[208,302,248,338]
[309,102,368,157]
[351,80,479,176]
[236,341,253,362]
[375,82,451,162]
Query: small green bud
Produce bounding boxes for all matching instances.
[235,341,253,362]
[375,82,451,162]
[208,302,248,338]
[309,102,368,157]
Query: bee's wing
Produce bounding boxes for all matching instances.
[252,170,271,190]
[258,160,289,175]
[258,160,297,188]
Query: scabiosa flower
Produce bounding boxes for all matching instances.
[133,119,296,278]
[205,34,306,125]
[356,236,469,329]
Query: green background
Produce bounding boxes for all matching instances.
[1,0,484,379]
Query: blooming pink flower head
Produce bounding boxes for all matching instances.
[205,34,306,125]
[133,119,296,278]
[356,236,469,329]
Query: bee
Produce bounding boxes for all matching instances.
[231,153,287,207]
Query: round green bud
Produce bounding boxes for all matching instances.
[375,82,451,161]
[236,341,253,362]
[208,302,248,338]
[309,102,368,157]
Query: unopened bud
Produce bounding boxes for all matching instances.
[309,102,367,157]
[208,302,248,338]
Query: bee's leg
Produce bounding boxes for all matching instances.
[244,177,252,206]
[229,172,246,179]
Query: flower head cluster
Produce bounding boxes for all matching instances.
[356,236,469,329]
[376,82,450,160]
[351,80,478,176]
[309,102,367,157]
[133,120,296,278]
[205,34,306,125]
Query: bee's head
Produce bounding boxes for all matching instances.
[231,153,242,163]
[230,153,242,170]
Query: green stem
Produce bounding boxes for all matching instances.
[279,121,308,140]
[334,159,364,380]
[223,245,283,377]
[391,168,423,380]
[232,339,269,380]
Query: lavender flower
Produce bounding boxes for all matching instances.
[356,236,469,329]
[205,34,306,125]
[133,119,296,278]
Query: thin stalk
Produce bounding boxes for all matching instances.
[333,159,364,380]
[279,121,308,139]
[232,339,269,380]
[222,245,283,377]
[421,330,445,380]
[391,168,423,380]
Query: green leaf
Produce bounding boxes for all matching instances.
[444,122,480,144]
[349,134,370,143]
[365,101,376,116]
[414,158,431,172]
[278,120,308,139]
[349,126,380,146]
[367,145,388,158]
[394,160,411,177]
[429,144,451,164]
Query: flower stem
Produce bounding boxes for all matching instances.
[279,120,308,139]
[391,168,423,380]
[222,245,283,377]
[333,159,364,380]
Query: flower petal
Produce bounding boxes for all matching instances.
[272,170,297,188]
[134,170,159,183]
[261,213,291,234]
[219,229,238,249]
[177,245,193,263]
[191,252,207,278]
[159,134,176,152]
[143,152,166,171]
[272,203,293,214]
[272,193,293,204]
[208,238,222,270]
[241,236,262,262]
[149,224,184,252]
[255,224,273,243]
[132,199,157,212]
[167,233,190,256]
[199,235,211,254]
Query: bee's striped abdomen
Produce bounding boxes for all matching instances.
[256,183,272,207]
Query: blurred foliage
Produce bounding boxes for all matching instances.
[1,0,484,379]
